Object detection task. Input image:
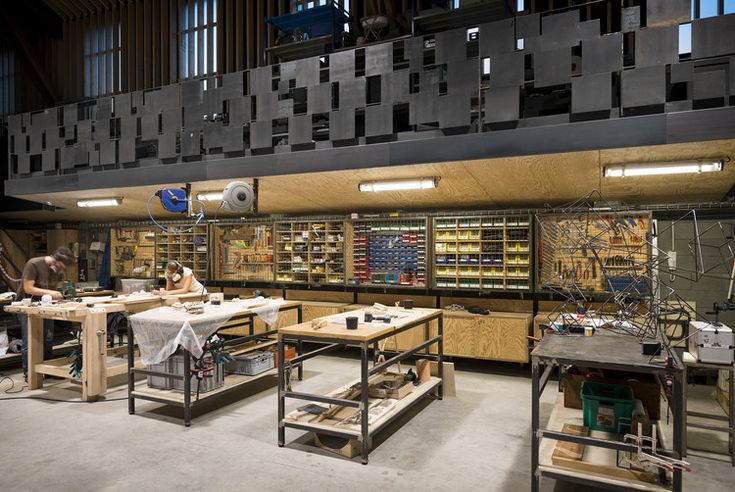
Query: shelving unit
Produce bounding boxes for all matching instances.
[433,215,530,290]
[275,220,345,284]
[155,225,209,281]
[349,218,427,287]
[214,222,274,282]
[110,227,156,278]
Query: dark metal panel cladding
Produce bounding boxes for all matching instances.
[42,149,56,171]
[582,33,623,75]
[296,57,320,87]
[572,73,612,113]
[250,120,272,149]
[365,43,392,77]
[692,70,726,100]
[250,66,272,95]
[308,83,332,114]
[488,52,524,88]
[447,59,479,97]
[540,10,580,50]
[534,48,571,88]
[515,13,540,40]
[221,125,244,153]
[329,50,355,82]
[118,139,136,163]
[647,0,691,27]
[670,62,693,84]
[220,71,245,100]
[435,28,466,64]
[480,18,515,56]
[365,104,392,137]
[141,114,159,140]
[289,114,312,144]
[339,78,366,109]
[382,69,409,104]
[100,141,116,165]
[692,15,735,59]
[635,25,678,68]
[483,86,519,123]
[181,129,201,156]
[329,109,354,140]
[621,66,666,107]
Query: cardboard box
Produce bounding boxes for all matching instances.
[314,433,370,459]
[563,370,661,420]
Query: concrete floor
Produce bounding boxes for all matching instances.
[0,355,732,492]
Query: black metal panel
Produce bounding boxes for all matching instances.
[572,73,612,113]
[647,0,691,27]
[97,98,113,119]
[448,59,479,97]
[339,78,366,109]
[582,33,622,75]
[621,66,666,107]
[670,62,693,84]
[181,130,201,156]
[257,92,278,121]
[382,70,409,104]
[635,25,678,68]
[221,125,244,153]
[666,106,735,143]
[250,120,272,149]
[120,116,137,140]
[622,6,641,33]
[119,139,136,163]
[162,109,180,134]
[114,93,131,116]
[63,104,76,126]
[308,83,331,114]
[409,93,434,125]
[203,124,224,149]
[42,150,56,171]
[329,110,354,140]
[279,61,297,82]
[406,36,424,73]
[59,146,73,170]
[94,118,110,142]
[439,94,471,128]
[435,28,466,64]
[365,105,392,137]
[77,121,92,143]
[220,71,244,100]
[228,97,249,126]
[480,19,515,56]
[731,56,735,96]
[88,149,100,167]
[515,13,540,39]
[329,50,354,82]
[18,152,30,174]
[534,48,571,88]
[578,20,600,41]
[289,114,312,145]
[540,11,580,50]
[692,15,735,59]
[141,114,158,140]
[488,52,524,88]
[100,141,116,165]
[365,43,392,77]
[693,70,726,100]
[296,58,320,87]
[484,87,519,123]
[250,66,271,95]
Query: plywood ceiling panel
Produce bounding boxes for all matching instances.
[4,140,734,223]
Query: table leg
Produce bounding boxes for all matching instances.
[27,315,44,390]
[184,350,192,427]
[531,359,540,492]
[360,342,369,465]
[437,316,444,400]
[278,335,286,447]
[730,369,734,466]
[128,316,135,415]
[297,339,303,381]
[82,311,108,401]
[673,372,684,491]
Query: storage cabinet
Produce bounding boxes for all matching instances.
[275,220,345,284]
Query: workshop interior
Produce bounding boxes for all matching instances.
[0,0,734,491]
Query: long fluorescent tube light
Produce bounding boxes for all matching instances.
[358,177,438,192]
[76,198,122,208]
[196,192,224,201]
[604,160,724,178]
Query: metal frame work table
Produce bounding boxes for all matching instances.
[531,331,685,492]
[127,300,302,426]
[5,302,143,401]
[682,333,734,466]
[277,307,444,464]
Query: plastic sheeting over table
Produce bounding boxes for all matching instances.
[130,298,285,364]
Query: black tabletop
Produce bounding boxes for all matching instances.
[531,329,683,373]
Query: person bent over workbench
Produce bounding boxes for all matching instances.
[153,260,206,296]
[15,247,75,379]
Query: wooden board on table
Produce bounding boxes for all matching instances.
[552,424,588,461]
[440,296,532,313]
[357,293,435,308]
[285,289,353,303]
[279,308,442,342]
[301,302,350,322]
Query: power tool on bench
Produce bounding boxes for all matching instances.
[58,280,77,299]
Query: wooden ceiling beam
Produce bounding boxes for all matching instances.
[42,0,75,21]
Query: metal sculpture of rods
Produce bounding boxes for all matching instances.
[536,190,735,359]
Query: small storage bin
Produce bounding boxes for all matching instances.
[581,381,635,433]
[146,359,173,390]
[226,350,275,376]
[119,278,155,294]
[170,355,224,393]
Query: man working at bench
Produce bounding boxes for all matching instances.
[153,260,206,296]
[16,247,75,379]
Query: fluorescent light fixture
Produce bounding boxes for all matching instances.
[358,178,438,192]
[196,191,224,201]
[76,198,122,208]
[604,160,724,178]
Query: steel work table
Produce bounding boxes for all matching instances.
[531,330,685,492]
[5,302,142,401]
[277,307,444,464]
[127,300,302,426]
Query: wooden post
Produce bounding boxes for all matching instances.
[82,310,108,401]
[26,315,44,390]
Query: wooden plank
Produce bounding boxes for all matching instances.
[278,308,441,342]
[357,293,436,308]
[285,289,353,303]
[434,311,532,363]
[552,423,588,461]
[82,309,107,400]
[440,296,533,313]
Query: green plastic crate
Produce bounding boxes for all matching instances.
[581,381,635,433]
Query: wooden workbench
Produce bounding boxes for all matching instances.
[5,302,144,401]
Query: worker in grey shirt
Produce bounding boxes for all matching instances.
[15,247,75,379]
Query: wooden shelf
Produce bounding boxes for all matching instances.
[538,394,672,491]
[132,368,277,405]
